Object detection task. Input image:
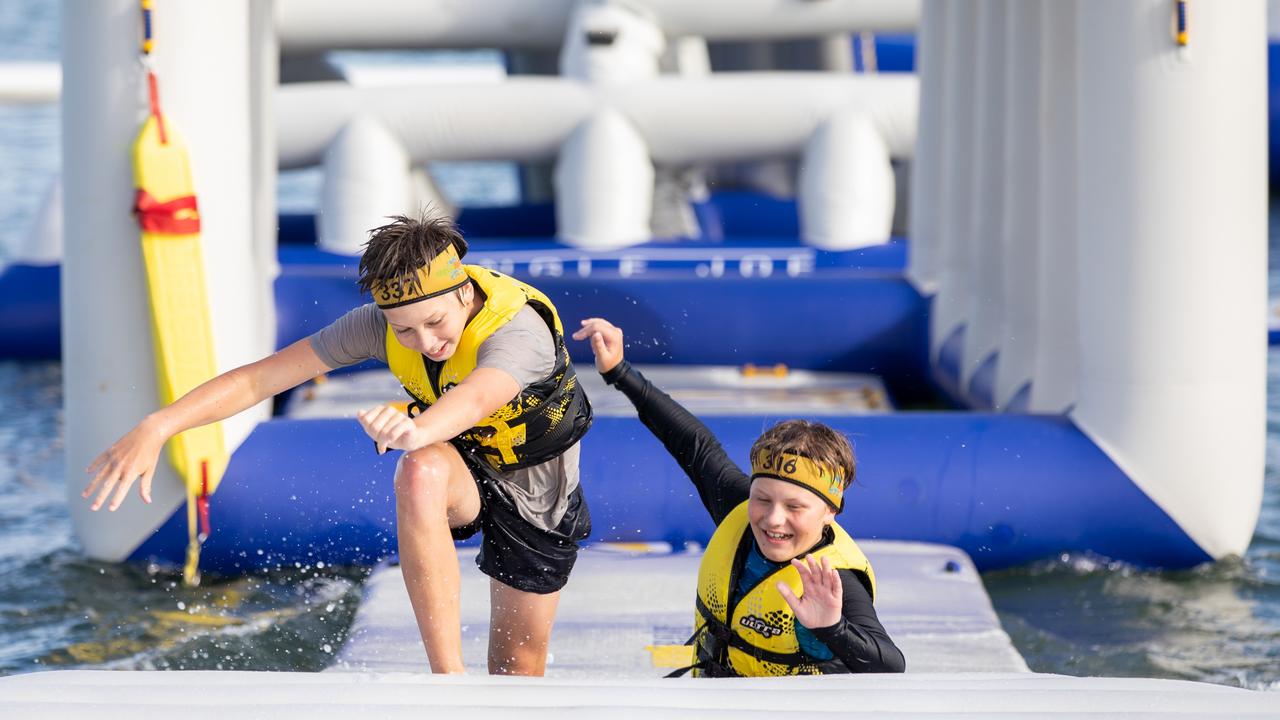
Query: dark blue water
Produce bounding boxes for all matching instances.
[0,0,1276,689]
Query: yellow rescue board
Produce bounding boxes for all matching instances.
[133,114,227,494]
[132,113,227,583]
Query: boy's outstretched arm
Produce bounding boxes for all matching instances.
[83,338,333,512]
[573,318,751,523]
[358,368,521,454]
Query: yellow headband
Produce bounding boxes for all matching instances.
[751,450,845,511]
[371,243,468,309]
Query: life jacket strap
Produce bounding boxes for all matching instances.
[664,662,706,679]
[406,397,428,419]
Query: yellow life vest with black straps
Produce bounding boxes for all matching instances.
[690,501,876,677]
[384,265,592,471]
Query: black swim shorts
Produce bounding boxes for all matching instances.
[450,450,592,595]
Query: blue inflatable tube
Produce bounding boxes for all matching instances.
[0,263,60,360]
[1270,40,1280,189]
[276,262,930,402]
[1,190,916,361]
[127,412,1210,575]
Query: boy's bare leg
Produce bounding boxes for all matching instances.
[488,579,561,676]
[395,442,482,674]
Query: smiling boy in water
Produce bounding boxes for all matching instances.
[84,213,593,675]
[575,317,903,676]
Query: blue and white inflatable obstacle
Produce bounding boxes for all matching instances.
[908,0,1266,565]
[56,1,1267,585]
[121,364,1225,576]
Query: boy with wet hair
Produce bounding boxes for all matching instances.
[85,213,593,676]
[575,317,904,677]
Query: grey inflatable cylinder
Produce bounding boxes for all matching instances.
[1073,0,1267,559]
[64,0,265,561]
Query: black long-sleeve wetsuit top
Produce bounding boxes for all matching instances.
[604,360,906,673]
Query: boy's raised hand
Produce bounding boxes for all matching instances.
[357,404,426,454]
[83,419,166,511]
[777,555,843,630]
[572,318,624,373]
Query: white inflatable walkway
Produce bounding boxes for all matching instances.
[5,669,1276,719]
[2,543,1274,717]
[331,542,1020,675]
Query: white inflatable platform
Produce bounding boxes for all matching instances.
[3,543,1274,717]
[331,542,1020,675]
[5,669,1274,719]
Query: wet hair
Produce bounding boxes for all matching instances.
[356,212,469,297]
[751,419,857,501]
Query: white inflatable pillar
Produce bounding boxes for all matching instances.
[17,176,61,265]
[560,1,665,84]
[993,1,1044,411]
[652,35,711,240]
[1073,0,1267,559]
[1029,0,1079,414]
[63,0,268,561]
[960,0,1009,408]
[929,2,980,385]
[556,1,660,248]
[798,111,895,250]
[907,0,946,295]
[555,109,654,248]
[250,0,279,356]
[319,115,414,255]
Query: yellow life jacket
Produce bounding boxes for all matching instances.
[690,501,876,677]
[384,265,592,470]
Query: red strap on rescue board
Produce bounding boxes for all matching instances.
[134,189,201,234]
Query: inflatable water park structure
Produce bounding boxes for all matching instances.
[2,0,1277,714]
[0,0,1245,573]
[45,0,1264,579]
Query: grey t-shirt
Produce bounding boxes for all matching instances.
[309,302,578,531]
